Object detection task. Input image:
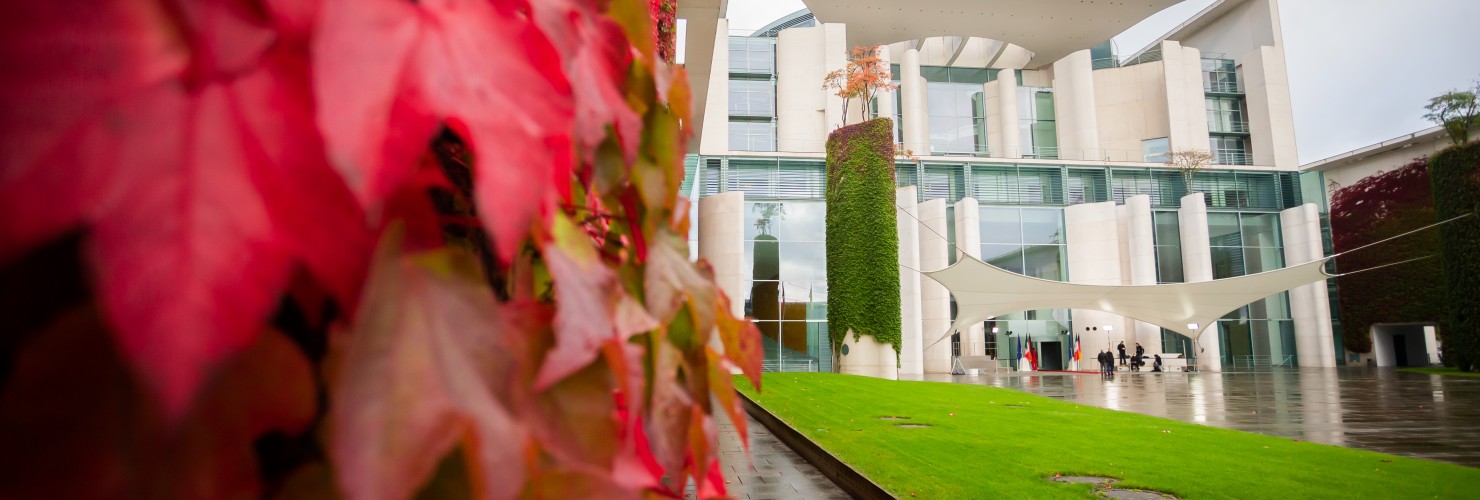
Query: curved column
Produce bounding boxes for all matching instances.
[1050,49,1100,161]
[918,199,952,373]
[1125,195,1160,352]
[1066,201,1127,366]
[1178,193,1222,371]
[997,69,1021,159]
[897,187,925,375]
[953,198,983,359]
[698,192,746,317]
[839,329,899,380]
[1280,203,1336,367]
[900,49,930,155]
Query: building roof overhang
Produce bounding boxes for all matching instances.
[1300,125,1452,173]
[801,0,1183,68]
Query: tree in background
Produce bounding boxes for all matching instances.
[0,0,759,498]
[1424,83,1480,145]
[822,45,898,127]
[1166,149,1214,195]
[1428,142,1480,371]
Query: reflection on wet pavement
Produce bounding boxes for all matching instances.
[903,368,1480,468]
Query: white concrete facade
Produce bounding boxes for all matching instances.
[1280,203,1337,367]
[697,192,746,317]
[681,0,1336,375]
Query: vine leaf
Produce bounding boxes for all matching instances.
[314,0,575,262]
[329,233,525,500]
[0,306,315,499]
[531,0,641,166]
[536,214,658,389]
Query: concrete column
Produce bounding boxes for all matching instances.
[900,49,930,155]
[822,23,849,131]
[697,19,730,155]
[1124,195,1160,351]
[1065,201,1128,364]
[997,68,1021,159]
[897,187,925,375]
[1424,326,1440,366]
[776,27,827,153]
[1051,49,1100,161]
[698,192,746,317]
[1160,41,1210,154]
[875,46,896,125]
[919,199,952,373]
[838,328,898,380]
[1280,203,1336,367]
[1244,45,1300,168]
[1178,193,1222,371]
[953,198,983,358]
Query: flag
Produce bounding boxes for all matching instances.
[1027,341,1038,371]
[1074,336,1081,361]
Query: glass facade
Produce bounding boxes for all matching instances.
[742,200,832,373]
[728,37,775,152]
[1142,137,1170,163]
[1018,87,1058,159]
[922,66,995,155]
[687,154,1315,371]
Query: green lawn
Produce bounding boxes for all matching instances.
[737,372,1480,499]
[1400,367,1480,378]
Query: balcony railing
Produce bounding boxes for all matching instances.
[1208,120,1251,134]
[1204,80,1242,94]
[1212,151,1254,165]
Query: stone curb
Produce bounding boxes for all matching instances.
[737,390,894,500]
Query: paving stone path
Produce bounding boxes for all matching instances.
[685,411,851,499]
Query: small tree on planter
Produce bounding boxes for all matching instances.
[822,45,898,127]
[1166,148,1214,195]
[1424,84,1480,145]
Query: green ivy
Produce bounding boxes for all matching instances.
[1430,142,1480,371]
[825,117,902,358]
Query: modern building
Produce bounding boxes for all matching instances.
[1301,125,1453,367]
[679,0,1339,375]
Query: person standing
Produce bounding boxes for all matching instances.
[1117,341,1127,366]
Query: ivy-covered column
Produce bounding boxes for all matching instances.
[1430,142,1480,371]
[826,118,902,378]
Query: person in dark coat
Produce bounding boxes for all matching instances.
[1152,354,1163,372]
[1117,341,1127,366]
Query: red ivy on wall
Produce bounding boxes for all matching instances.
[0,0,760,498]
[1329,157,1447,353]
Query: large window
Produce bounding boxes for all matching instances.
[1201,58,1238,93]
[728,78,775,117]
[742,200,829,372]
[1142,137,1170,163]
[729,37,774,75]
[1018,87,1057,159]
[923,67,994,155]
[1206,97,1248,134]
[979,207,1066,281]
[1209,136,1251,165]
[1153,211,1183,283]
[729,120,775,152]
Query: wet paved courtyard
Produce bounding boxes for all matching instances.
[905,368,1480,468]
[688,411,849,499]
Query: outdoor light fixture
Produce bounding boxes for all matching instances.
[1188,323,1200,330]
[992,327,999,333]
[1103,325,1114,332]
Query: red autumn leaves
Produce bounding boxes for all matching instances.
[0,0,761,498]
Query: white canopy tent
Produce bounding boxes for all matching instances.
[923,254,1335,349]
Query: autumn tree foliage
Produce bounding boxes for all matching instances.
[822,45,898,126]
[0,0,760,498]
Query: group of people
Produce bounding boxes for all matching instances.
[1095,341,1163,375]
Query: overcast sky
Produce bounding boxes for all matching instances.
[723,0,1480,164]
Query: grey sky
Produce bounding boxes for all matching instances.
[723,0,1480,164]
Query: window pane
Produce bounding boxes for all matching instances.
[1207,213,1241,247]
[981,244,1024,273]
[1156,246,1184,283]
[779,242,826,283]
[1023,245,1066,280]
[1142,137,1170,163]
[1240,213,1282,248]
[980,208,1022,244]
[1021,208,1063,244]
[1153,212,1180,244]
[1211,246,1246,279]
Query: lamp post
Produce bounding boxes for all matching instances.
[1104,324,1115,367]
[1187,322,1201,372]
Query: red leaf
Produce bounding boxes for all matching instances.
[531,0,641,166]
[0,0,183,263]
[536,215,657,389]
[706,347,749,451]
[0,306,316,499]
[716,295,764,389]
[329,234,525,500]
[314,0,576,261]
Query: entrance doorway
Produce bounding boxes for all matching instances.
[1393,334,1410,367]
[1040,342,1064,370]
